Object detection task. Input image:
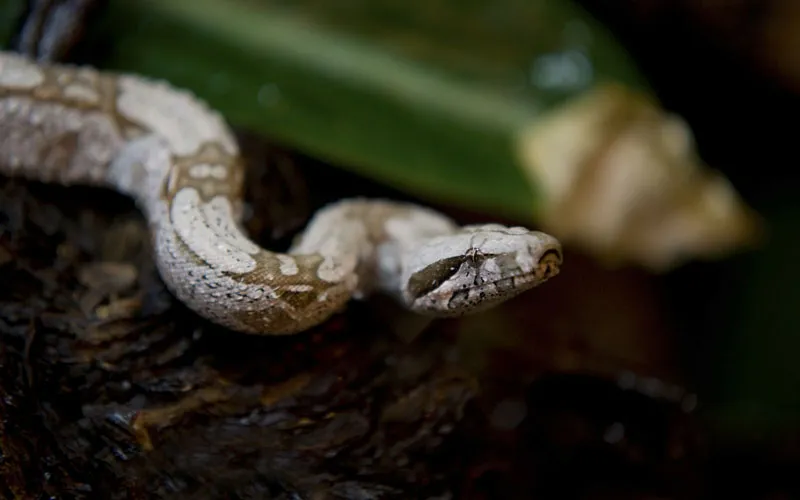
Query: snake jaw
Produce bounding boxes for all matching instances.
[402,226,562,316]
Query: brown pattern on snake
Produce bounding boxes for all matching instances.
[0,51,563,335]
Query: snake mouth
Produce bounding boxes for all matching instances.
[474,248,562,296]
[438,249,563,315]
[407,237,564,316]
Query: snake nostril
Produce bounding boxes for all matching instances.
[537,249,562,280]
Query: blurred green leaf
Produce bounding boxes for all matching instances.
[71,0,649,220]
[0,0,24,48]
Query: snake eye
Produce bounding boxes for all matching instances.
[406,256,468,299]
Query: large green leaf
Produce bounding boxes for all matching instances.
[69,0,649,220]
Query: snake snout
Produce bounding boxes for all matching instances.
[528,232,563,282]
[536,249,562,282]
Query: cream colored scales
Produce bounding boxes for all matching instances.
[0,52,562,335]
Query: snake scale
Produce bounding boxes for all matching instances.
[0,51,562,335]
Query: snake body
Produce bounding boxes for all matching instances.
[0,51,562,335]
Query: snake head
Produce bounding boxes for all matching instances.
[402,224,562,316]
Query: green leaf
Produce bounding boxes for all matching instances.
[74,0,649,220]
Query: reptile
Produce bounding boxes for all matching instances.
[0,51,562,335]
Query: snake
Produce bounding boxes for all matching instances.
[0,51,563,335]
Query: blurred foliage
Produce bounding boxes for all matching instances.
[58,0,649,221]
[0,0,751,271]
[0,0,24,46]
[575,0,800,437]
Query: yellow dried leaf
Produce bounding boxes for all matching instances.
[517,84,761,271]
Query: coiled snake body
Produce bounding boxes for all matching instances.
[0,52,562,335]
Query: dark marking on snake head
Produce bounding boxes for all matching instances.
[407,256,468,299]
[447,290,470,310]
